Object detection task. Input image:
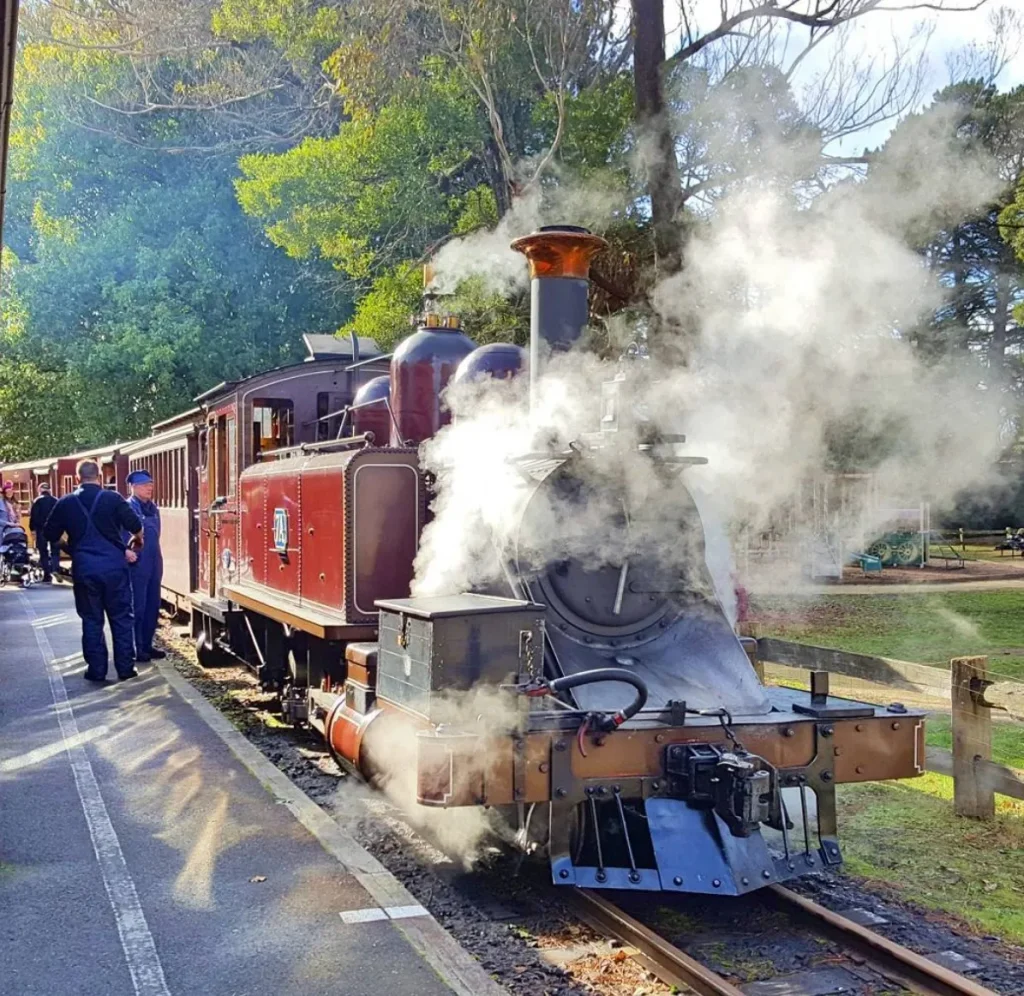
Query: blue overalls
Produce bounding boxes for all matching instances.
[127,496,163,659]
[72,492,136,680]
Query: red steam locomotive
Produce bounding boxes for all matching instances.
[1,227,925,895]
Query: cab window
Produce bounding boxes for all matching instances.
[252,399,294,460]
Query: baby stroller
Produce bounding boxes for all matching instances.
[0,526,42,587]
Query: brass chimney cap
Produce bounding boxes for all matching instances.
[511,225,608,280]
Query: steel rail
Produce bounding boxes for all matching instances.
[571,886,998,996]
[768,885,999,996]
[569,889,744,996]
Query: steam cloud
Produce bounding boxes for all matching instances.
[414,93,1008,610]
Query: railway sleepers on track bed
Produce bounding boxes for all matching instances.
[157,617,1024,996]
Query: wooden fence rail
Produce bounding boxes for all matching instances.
[756,638,1024,819]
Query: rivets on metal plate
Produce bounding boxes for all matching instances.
[855,724,864,732]
[891,722,901,730]
[655,734,666,744]
[783,727,795,738]
[855,765,864,774]
[673,876,683,886]
[762,870,771,879]
[555,788,567,798]
[559,869,569,879]
[821,771,833,782]
[712,879,721,888]
[539,762,549,773]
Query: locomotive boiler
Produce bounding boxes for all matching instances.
[228,224,926,896]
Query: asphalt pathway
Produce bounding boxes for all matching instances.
[0,583,467,996]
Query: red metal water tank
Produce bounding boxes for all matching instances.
[351,375,391,445]
[390,315,475,446]
[451,343,527,385]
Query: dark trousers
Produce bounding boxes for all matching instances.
[35,533,59,577]
[130,567,162,656]
[72,568,135,679]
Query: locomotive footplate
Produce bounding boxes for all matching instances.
[414,680,924,895]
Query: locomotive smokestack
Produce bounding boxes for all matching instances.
[511,225,607,404]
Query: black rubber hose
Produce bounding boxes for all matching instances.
[547,667,649,726]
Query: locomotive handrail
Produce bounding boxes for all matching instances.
[256,434,373,460]
[336,396,403,445]
[344,353,393,372]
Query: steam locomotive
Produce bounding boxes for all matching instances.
[0,226,925,896]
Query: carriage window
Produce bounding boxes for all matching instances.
[252,399,294,459]
[13,480,30,511]
[62,474,73,495]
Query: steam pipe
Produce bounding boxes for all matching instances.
[511,225,607,408]
[545,667,648,729]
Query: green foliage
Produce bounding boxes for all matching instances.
[212,0,342,63]
[533,74,633,177]
[340,263,422,352]
[445,276,528,346]
[236,68,486,280]
[0,41,348,461]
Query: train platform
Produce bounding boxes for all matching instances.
[0,583,504,996]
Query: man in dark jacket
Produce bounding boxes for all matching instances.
[45,460,145,683]
[29,483,58,581]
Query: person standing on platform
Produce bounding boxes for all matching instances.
[29,483,58,581]
[125,469,165,663]
[44,460,144,683]
[0,481,18,542]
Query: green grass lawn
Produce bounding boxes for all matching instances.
[756,589,1024,943]
[839,776,1024,944]
[752,590,1024,680]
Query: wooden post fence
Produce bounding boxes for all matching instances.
[951,656,993,819]
[756,639,1024,819]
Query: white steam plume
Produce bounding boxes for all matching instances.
[412,97,1007,605]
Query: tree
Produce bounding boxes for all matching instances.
[899,82,1024,381]
[0,34,349,460]
[629,0,998,271]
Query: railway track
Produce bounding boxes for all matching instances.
[569,886,1001,996]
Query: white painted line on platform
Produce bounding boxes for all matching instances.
[385,904,429,919]
[338,905,430,925]
[340,907,389,924]
[21,594,172,996]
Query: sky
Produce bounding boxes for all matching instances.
[667,1,1024,154]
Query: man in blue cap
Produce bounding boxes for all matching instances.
[125,468,165,662]
[44,460,144,682]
